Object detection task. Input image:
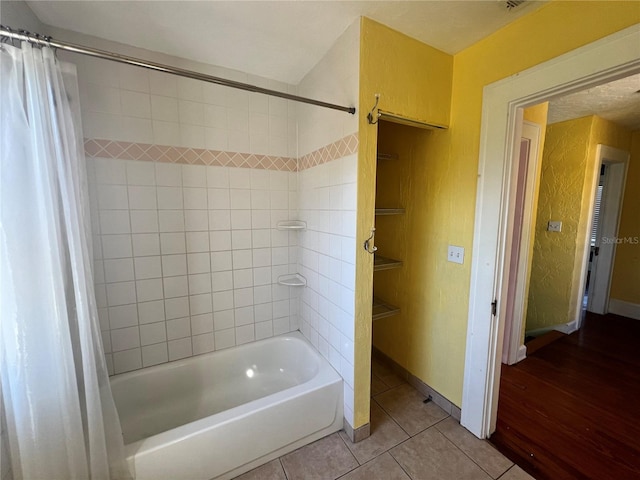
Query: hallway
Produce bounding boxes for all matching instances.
[490,313,640,479]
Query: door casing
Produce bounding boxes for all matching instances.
[461,24,640,439]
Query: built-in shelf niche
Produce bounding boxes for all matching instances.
[277,274,307,287]
[372,297,400,321]
[375,208,405,216]
[277,220,307,230]
[374,254,402,271]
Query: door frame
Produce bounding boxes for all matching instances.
[586,145,630,315]
[502,120,541,365]
[461,24,640,439]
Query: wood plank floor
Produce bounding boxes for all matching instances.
[489,312,640,480]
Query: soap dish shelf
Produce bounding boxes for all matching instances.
[277,220,307,230]
[278,274,307,287]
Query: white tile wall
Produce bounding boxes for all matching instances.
[89,159,299,374]
[296,20,360,428]
[76,57,297,158]
[297,155,358,425]
[74,18,360,431]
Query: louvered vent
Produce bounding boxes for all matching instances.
[506,0,527,10]
[591,185,603,246]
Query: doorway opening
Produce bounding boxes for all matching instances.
[584,146,630,316]
[461,24,640,439]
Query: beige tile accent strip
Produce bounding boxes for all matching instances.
[298,133,358,171]
[83,133,358,172]
[83,139,298,172]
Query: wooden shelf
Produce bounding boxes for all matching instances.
[377,152,398,161]
[372,297,400,321]
[374,255,402,271]
[375,208,405,216]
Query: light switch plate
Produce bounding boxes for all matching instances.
[548,221,562,232]
[448,245,464,264]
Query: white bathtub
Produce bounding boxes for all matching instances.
[110,332,343,480]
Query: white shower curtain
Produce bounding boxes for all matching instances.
[0,42,130,479]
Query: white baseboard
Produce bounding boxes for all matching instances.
[608,299,640,320]
[525,318,579,338]
[556,319,580,335]
[516,344,527,362]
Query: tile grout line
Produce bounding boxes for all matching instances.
[434,424,500,480]
[388,450,414,480]
[334,430,361,474]
[370,395,412,438]
[277,457,290,480]
[372,385,450,439]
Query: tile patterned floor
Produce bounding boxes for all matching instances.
[234,364,534,480]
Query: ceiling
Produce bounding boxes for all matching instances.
[547,74,640,131]
[26,0,547,85]
[23,1,640,130]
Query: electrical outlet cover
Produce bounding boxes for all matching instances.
[448,245,464,264]
[548,221,562,232]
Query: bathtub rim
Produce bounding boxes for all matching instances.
[111,331,342,459]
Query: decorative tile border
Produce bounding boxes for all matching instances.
[83,132,358,172]
[83,139,297,172]
[298,133,358,171]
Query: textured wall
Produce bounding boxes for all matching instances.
[373,122,461,391]
[428,1,639,403]
[526,116,594,331]
[356,17,454,422]
[526,115,632,332]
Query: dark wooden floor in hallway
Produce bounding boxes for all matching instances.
[489,312,640,480]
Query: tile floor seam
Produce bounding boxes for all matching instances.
[332,453,375,479]
[277,458,290,480]
[336,429,364,467]
[438,427,506,480]
[371,396,413,438]
[497,464,519,479]
[387,442,418,479]
[373,384,452,439]
[435,426,507,480]
[388,451,415,480]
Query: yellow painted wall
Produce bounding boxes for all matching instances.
[353,2,640,427]
[526,116,595,331]
[372,122,453,387]
[602,129,639,304]
[527,116,632,332]
[355,18,453,427]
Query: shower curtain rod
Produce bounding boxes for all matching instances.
[0,25,356,115]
